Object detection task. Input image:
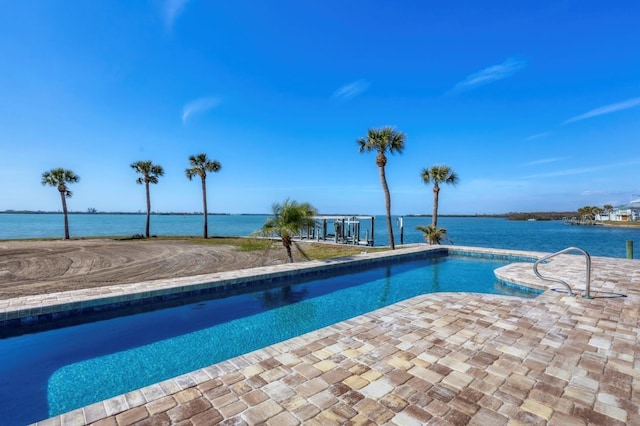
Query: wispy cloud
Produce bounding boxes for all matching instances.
[563,96,640,125]
[448,57,527,95]
[523,157,566,166]
[182,97,220,124]
[581,190,611,196]
[525,132,552,141]
[163,0,190,30]
[521,158,640,179]
[332,80,370,100]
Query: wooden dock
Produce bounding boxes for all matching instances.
[302,215,375,246]
[563,217,603,226]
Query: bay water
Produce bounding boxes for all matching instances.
[0,213,638,258]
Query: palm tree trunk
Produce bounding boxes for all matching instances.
[201,177,208,239]
[145,182,151,238]
[379,165,395,249]
[284,238,294,263]
[432,187,440,228]
[60,191,70,240]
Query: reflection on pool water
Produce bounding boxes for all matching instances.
[0,254,539,425]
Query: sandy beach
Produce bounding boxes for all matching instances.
[0,239,292,300]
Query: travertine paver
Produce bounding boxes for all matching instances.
[21,246,640,425]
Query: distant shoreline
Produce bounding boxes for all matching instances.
[2,209,586,218]
[0,211,267,216]
[2,211,496,217]
[5,211,638,228]
[0,211,552,218]
[600,221,640,229]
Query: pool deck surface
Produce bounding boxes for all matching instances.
[7,245,639,425]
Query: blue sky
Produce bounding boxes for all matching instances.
[1,1,640,215]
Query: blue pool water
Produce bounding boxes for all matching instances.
[0,255,538,425]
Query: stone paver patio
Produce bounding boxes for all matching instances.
[9,246,639,425]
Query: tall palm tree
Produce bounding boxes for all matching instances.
[131,160,164,238]
[41,168,79,240]
[185,153,222,238]
[259,198,318,263]
[420,165,459,228]
[357,126,406,250]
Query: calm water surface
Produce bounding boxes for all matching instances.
[0,213,638,258]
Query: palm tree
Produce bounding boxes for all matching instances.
[185,153,222,238]
[357,126,406,250]
[259,198,318,263]
[416,224,451,245]
[41,168,80,240]
[131,160,164,238]
[578,205,602,222]
[420,165,459,228]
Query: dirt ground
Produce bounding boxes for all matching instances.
[0,239,290,300]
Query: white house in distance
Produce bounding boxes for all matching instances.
[597,197,640,222]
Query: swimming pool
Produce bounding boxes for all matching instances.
[0,252,539,425]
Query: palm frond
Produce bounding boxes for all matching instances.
[416,224,451,245]
[421,164,459,186]
[41,168,79,197]
[357,127,406,156]
[131,160,163,184]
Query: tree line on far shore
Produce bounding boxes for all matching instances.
[576,205,613,221]
[505,211,577,221]
[42,127,459,256]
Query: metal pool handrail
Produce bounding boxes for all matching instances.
[533,247,592,299]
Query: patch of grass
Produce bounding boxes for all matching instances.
[601,221,640,228]
[237,238,274,251]
[122,233,146,240]
[15,234,391,260]
[294,242,385,260]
